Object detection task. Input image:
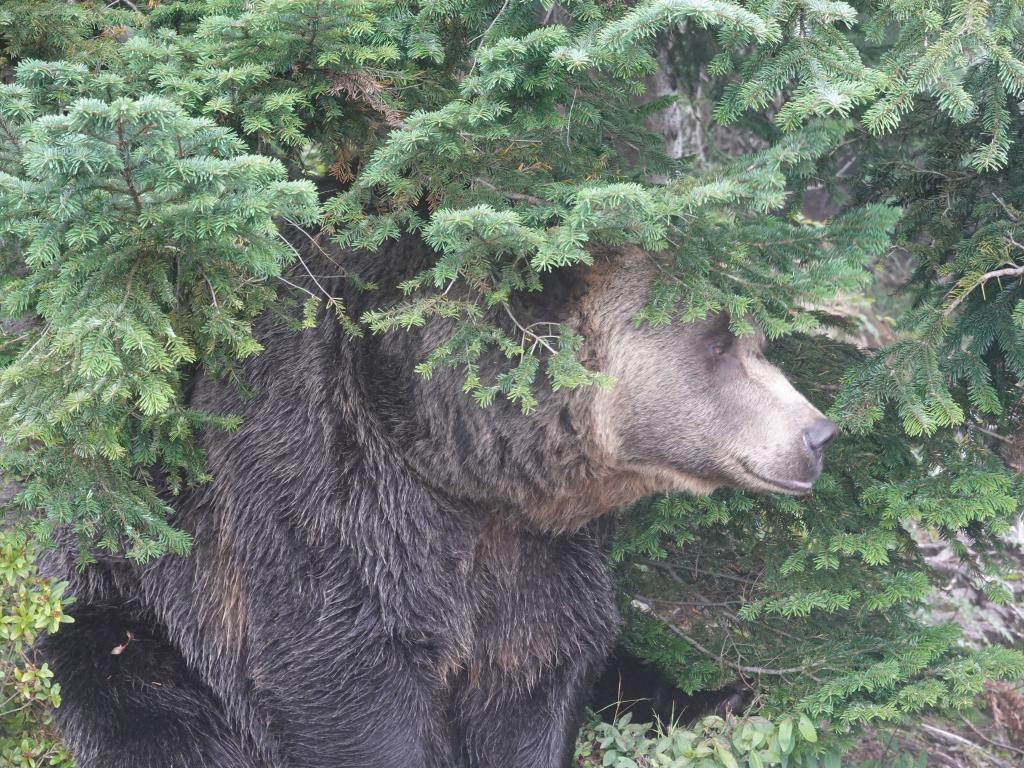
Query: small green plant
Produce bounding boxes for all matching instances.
[575,711,838,768]
[0,529,74,768]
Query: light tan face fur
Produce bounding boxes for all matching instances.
[574,253,834,498]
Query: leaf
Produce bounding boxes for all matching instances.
[713,739,739,768]
[777,719,794,755]
[797,715,817,743]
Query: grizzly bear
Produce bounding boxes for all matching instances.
[40,233,835,768]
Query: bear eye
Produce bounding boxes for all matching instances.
[709,335,734,357]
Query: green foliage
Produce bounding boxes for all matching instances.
[0,529,73,768]
[835,126,1024,440]
[0,60,319,561]
[159,0,404,156]
[574,711,835,768]
[0,1,120,66]
[0,0,1021,764]
[325,2,900,408]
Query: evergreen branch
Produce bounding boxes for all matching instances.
[472,176,552,206]
[992,194,1019,223]
[503,303,558,356]
[2,1,1024,757]
[632,597,816,677]
[944,260,1024,316]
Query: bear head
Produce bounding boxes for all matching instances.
[379,245,835,532]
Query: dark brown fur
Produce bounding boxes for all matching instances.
[39,234,832,768]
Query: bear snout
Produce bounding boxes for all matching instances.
[803,418,837,457]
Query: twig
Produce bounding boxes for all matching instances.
[472,177,552,206]
[565,87,578,148]
[632,598,811,677]
[833,155,857,179]
[468,0,510,72]
[958,715,1024,759]
[992,194,1019,223]
[204,274,218,308]
[944,261,1024,317]
[15,324,52,365]
[282,218,347,272]
[276,275,319,300]
[503,303,558,355]
[115,120,144,214]
[276,231,336,303]
[921,722,1014,768]
[656,560,761,587]
[664,623,809,677]
[968,421,1012,444]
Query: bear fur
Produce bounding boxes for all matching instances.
[39,233,832,768]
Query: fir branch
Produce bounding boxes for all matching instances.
[944,260,1024,317]
[631,596,818,678]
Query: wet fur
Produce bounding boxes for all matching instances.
[40,234,622,768]
[39,234,826,768]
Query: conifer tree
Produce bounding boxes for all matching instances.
[0,1,1022,765]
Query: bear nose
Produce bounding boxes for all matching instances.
[804,418,837,454]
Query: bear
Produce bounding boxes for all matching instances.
[39,232,836,768]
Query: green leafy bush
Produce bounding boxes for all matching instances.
[0,529,72,768]
[575,711,832,768]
